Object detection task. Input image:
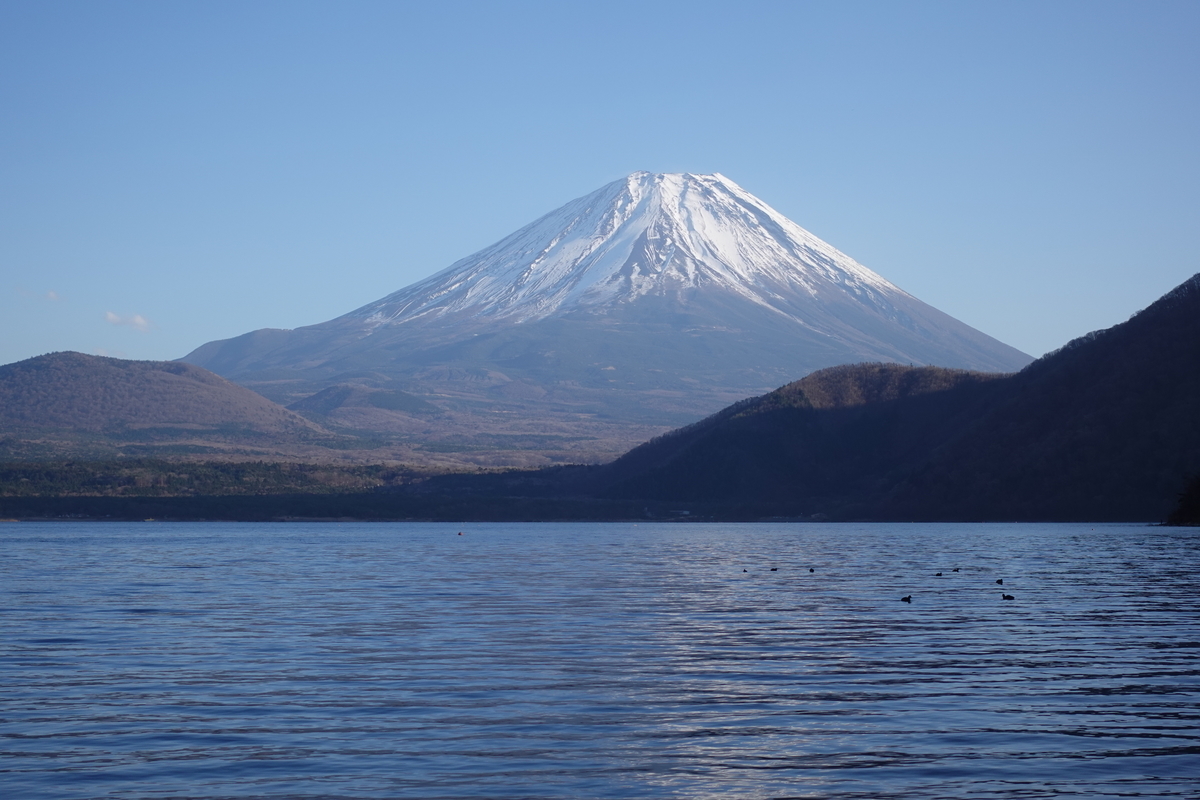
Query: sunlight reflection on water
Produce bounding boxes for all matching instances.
[2,522,1198,798]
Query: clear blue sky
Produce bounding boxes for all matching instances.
[2,0,1197,366]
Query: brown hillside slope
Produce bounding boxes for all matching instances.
[0,353,331,458]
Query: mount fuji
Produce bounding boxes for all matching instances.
[184,172,1031,465]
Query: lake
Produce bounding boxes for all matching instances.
[2,522,1197,798]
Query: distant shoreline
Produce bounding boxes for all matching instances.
[0,493,1168,525]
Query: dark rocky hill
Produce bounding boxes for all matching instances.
[591,273,1200,521]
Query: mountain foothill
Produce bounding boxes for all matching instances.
[0,352,332,461]
[1,173,1196,522]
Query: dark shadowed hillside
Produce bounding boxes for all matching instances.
[592,364,1008,516]
[880,274,1200,520]
[592,273,1200,521]
[1167,474,1200,525]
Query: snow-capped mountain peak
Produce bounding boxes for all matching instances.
[346,172,905,329]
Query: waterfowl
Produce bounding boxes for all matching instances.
[1002,593,1015,600]
[901,595,912,603]
[996,579,1003,585]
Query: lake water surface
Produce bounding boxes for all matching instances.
[2,522,1198,798]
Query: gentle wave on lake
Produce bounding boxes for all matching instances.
[2,522,1198,798]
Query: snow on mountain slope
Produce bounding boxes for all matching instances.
[343,172,904,330]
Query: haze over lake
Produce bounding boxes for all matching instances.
[4,522,1197,799]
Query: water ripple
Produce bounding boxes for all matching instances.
[1,521,1197,798]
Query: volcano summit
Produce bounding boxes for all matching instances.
[185,172,1031,465]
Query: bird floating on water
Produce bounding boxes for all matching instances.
[1002,593,1015,600]
[901,595,912,603]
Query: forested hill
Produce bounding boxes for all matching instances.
[593,273,1200,521]
[597,363,1004,505]
[0,352,328,458]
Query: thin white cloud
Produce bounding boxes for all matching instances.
[15,287,61,302]
[105,311,152,332]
